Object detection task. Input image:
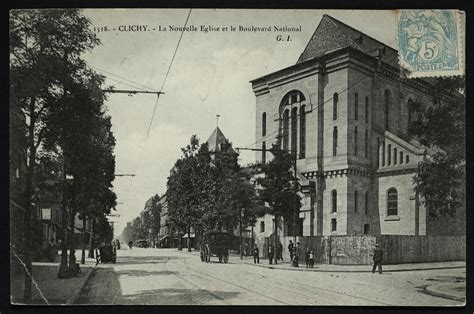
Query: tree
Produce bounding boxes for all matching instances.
[167,135,206,251]
[220,171,264,259]
[10,9,101,301]
[409,77,465,218]
[256,145,301,264]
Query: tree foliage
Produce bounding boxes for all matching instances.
[409,77,465,218]
[10,9,115,288]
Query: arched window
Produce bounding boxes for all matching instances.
[354,190,358,213]
[262,141,266,163]
[400,151,404,164]
[365,129,369,158]
[291,107,298,154]
[377,137,380,168]
[384,90,390,130]
[281,90,306,106]
[388,144,391,166]
[354,92,359,121]
[333,126,338,156]
[283,109,289,150]
[382,141,385,166]
[333,93,338,120]
[365,191,369,214]
[300,105,306,159]
[387,188,398,216]
[332,190,337,212]
[262,112,266,137]
[394,147,397,165]
[354,126,358,156]
[406,155,410,163]
[365,96,369,123]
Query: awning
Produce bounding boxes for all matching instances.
[181,233,195,239]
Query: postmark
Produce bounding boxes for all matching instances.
[398,10,464,78]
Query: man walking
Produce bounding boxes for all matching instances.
[288,240,294,262]
[253,245,259,264]
[268,244,274,265]
[372,243,384,274]
[277,242,283,261]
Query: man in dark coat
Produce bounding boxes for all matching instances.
[268,244,274,264]
[288,240,294,262]
[372,243,384,274]
[253,245,260,264]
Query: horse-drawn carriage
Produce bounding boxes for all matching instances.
[200,231,230,263]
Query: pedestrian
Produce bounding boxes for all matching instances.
[372,243,384,274]
[268,244,274,264]
[244,242,249,256]
[277,242,283,261]
[48,238,57,262]
[288,240,294,262]
[304,248,310,268]
[293,242,300,267]
[309,250,315,268]
[253,245,260,264]
[128,241,133,249]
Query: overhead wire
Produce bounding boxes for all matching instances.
[90,64,159,92]
[123,8,193,205]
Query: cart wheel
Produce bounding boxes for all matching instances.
[200,251,205,262]
[224,254,229,263]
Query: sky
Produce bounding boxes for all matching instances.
[81,9,397,236]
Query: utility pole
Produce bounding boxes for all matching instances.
[235,146,298,265]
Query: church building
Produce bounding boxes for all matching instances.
[250,15,464,237]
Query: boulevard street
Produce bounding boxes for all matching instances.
[77,248,465,306]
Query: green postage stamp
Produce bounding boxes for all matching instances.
[398,10,465,78]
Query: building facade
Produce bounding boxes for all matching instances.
[250,15,464,238]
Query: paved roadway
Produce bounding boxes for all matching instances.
[78,248,465,306]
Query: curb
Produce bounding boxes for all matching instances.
[424,284,466,302]
[176,250,465,273]
[66,264,97,305]
[244,262,466,273]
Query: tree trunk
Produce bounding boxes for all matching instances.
[80,216,86,264]
[68,210,77,275]
[22,97,37,303]
[274,215,278,265]
[187,227,191,252]
[239,212,243,260]
[88,218,95,258]
[177,231,182,250]
[57,159,69,279]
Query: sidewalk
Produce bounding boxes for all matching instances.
[10,255,97,305]
[177,249,465,273]
[240,256,465,273]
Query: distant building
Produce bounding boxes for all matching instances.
[250,14,465,240]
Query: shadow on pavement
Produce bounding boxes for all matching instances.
[116,269,179,277]
[77,266,241,305]
[119,288,240,305]
[114,255,183,265]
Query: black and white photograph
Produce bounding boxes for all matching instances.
[9,8,466,306]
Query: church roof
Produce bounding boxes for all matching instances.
[206,127,228,152]
[297,14,399,68]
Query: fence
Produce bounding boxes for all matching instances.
[262,235,465,265]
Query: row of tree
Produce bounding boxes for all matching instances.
[165,135,301,263]
[10,9,117,303]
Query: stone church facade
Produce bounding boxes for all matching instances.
[250,15,463,237]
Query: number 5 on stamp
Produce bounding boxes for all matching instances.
[398,10,465,78]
